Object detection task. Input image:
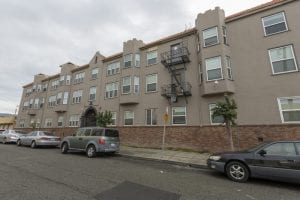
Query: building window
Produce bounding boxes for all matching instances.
[23,101,29,110]
[124,111,134,126]
[122,76,131,94]
[146,74,157,93]
[146,109,157,126]
[19,120,25,128]
[109,112,117,126]
[89,87,97,101]
[32,85,36,92]
[69,115,80,127]
[147,50,157,66]
[107,62,120,76]
[209,104,225,124]
[172,107,186,125]
[262,12,288,36]
[59,75,65,86]
[222,26,227,45]
[135,54,140,67]
[278,96,300,123]
[105,82,119,99]
[57,116,64,127]
[72,90,83,104]
[37,84,42,92]
[51,80,59,90]
[134,76,139,94]
[226,56,233,80]
[205,56,223,81]
[73,72,85,84]
[48,96,56,107]
[203,27,219,47]
[25,88,32,96]
[33,98,39,109]
[66,75,71,85]
[63,92,69,105]
[91,68,99,79]
[124,54,132,68]
[42,84,48,91]
[45,118,52,128]
[29,99,34,108]
[57,92,62,105]
[40,98,45,108]
[269,45,297,74]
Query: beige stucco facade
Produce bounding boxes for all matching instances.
[17,0,300,128]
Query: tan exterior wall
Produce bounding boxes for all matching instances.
[16,0,300,130]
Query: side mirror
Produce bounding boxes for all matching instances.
[258,149,267,156]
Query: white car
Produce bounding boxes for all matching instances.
[17,131,61,148]
[0,130,26,144]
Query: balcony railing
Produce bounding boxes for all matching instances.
[161,47,190,67]
[161,82,192,97]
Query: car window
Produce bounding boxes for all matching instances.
[31,132,37,136]
[264,143,296,156]
[40,132,54,136]
[76,129,85,136]
[16,131,26,134]
[295,143,300,154]
[84,129,91,136]
[105,129,119,137]
[91,129,103,136]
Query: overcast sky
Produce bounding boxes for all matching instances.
[0,0,270,114]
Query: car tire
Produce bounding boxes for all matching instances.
[86,145,96,158]
[31,141,37,149]
[61,142,69,154]
[17,140,22,146]
[225,161,249,183]
[3,138,6,144]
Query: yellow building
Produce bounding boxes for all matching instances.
[0,117,16,130]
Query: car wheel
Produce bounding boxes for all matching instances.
[226,161,249,183]
[61,142,69,154]
[3,138,7,144]
[86,145,96,158]
[17,140,22,146]
[31,141,37,148]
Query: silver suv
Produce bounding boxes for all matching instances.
[60,127,120,158]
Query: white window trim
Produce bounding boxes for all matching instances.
[145,109,157,126]
[171,107,187,125]
[146,50,158,66]
[209,104,224,125]
[124,54,132,68]
[203,26,219,47]
[277,96,300,123]
[268,45,298,75]
[105,82,119,99]
[262,12,288,36]
[124,111,134,126]
[122,76,131,95]
[205,56,223,81]
[146,73,158,93]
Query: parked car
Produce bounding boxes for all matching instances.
[207,141,300,183]
[17,131,61,148]
[60,127,120,158]
[0,130,27,144]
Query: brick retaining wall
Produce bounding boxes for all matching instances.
[17,124,300,153]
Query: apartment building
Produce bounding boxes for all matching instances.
[17,0,300,129]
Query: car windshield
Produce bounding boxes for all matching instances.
[105,129,119,137]
[246,142,269,152]
[40,132,55,136]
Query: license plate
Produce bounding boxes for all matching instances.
[51,138,55,141]
[110,143,115,147]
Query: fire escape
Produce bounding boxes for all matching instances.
[161,43,192,104]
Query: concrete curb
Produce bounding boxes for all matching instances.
[117,153,208,169]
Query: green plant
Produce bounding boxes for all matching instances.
[212,95,237,151]
[96,111,113,127]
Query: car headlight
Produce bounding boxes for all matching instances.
[209,155,221,161]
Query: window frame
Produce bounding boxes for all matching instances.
[277,96,300,123]
[209,104,225,125]
[107,61,120,76]
[268,45,298,75]
[205,56,223,81]
[105,82,119,99]
[124,111,134,126]
[57,116,64,127]
[262,11,288,36]
[146,73,158,93]
[146,50,158,66]
[171,107,187,125]
[89,86,97,101]
[91,68,99,79]
[145,108,157,126]
[203,26,219,47]
[124,54,132,68]
[122,76,131,95]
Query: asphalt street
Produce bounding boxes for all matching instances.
[0,144,299,200]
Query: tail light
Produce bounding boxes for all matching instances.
[98,138,105,145]
[56,138,61,141]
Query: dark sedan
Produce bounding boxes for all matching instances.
[207,141,300,183]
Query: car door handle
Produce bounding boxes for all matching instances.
[78,138,83,140]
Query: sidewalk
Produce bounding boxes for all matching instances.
[119,146,210,169]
